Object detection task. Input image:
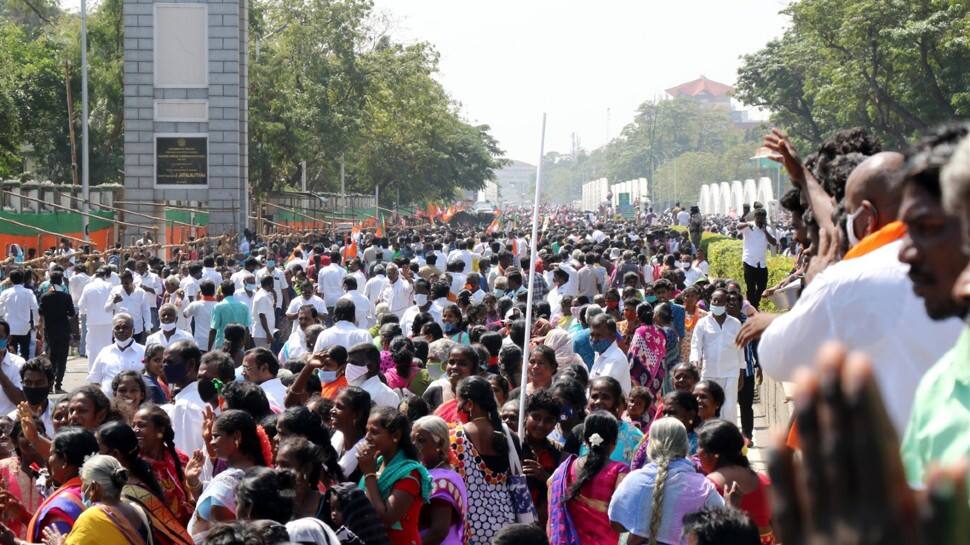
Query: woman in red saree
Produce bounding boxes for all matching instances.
[97,421,193,545]
[0,417,46,538]
[626,302,666,424]
[132,405,193,524]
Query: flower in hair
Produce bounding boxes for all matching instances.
[587,433,604,448]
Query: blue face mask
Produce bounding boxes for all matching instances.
[0,338,7,350]
[494,288,506,298]
[318,370,338,384]
[444,322,458,334]
[646,295,658,304]
[591,338,613,353]
[267,260,276,268]
[81,487,93,508]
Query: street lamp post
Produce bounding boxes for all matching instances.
[80,0,90,243]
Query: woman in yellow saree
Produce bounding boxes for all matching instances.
[49,455,151,545]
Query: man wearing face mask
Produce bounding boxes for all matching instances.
[145,304,193,348]
[689,289,743,425]
[313,299,372,353]
[399,278,437,338]
[346,342,400,408]
[588,314,631,396]
[10,356,54,434]
[256,255,290,321]
[379,263,413,318]
[161,340,207,455]
[0,320,25,417]
[338,277,374,330]
[86,314,145,396]
[842,152,906,257]
[234,273,257,315]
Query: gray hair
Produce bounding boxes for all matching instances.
[942,135,970,214]
[112,313,134,328]
[413,415,450,451]
[646,417,689,463]
[80,454,128,499]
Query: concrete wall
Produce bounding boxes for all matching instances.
[123,0,248,242]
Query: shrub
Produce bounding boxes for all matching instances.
[707,239,795,313]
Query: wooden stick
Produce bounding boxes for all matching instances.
[0,216,91,247]
[0,189,156,232]
[260,201,330,225]
[51,191,197,229]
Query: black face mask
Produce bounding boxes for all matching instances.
[22,386,48,406]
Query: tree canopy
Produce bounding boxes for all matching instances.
[0,0,503,203]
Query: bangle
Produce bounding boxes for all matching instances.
[364,473,377,481]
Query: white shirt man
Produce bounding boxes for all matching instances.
[286,293,328,332]
[230,268,256,292]
[0,283,38,338]
[349,269,367,295]
[78,276,114,368]
[87,339,145,395]
[447,248,473,274]
[740,224,774,268]
[758,239,963,434]
[164,380,207,456]
[380,276,413,318]
[105,285,152,336]
[590,341,632,396]
[314,320,372,352]
[677,209,690,226]
[182,299,215,350]
[69,270,91,308]
[250,287,277,346]
[317,261,348,307]
[256,266,289,310]
[0,350,25,416]
[145,327,194,348]
[360,375,401,408]
[338,289,374,330]
[179,275,200,301]
[364,273,388,307]
[201,266,222,287]
[260,377,287,413]
[689,312,744,425]
[136,269,162,316]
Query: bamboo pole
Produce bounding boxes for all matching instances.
[248,215,299,233]
[51,190,197,229]
[0,189,157,232]
[260,200,329,226]
[0,216,91,247]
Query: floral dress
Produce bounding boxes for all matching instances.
[450,426,515,545]
[627,325,667,423]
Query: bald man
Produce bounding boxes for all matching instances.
[843,151,905,249]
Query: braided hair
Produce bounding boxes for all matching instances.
[567,411,618,500]
[456,375,508,457]
[96,421,165,500]
[645,418,690,545]
[215,410,268,467]
[137,404,185,485]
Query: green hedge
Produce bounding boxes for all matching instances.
[669,225,732,256]
[707,238,795,312]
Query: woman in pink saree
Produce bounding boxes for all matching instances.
[626,302,666,425]
[548,412,628,545]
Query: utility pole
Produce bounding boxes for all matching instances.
[300,160,307,192]
[64,62,79,188]
[340,154,346,196]
[80,0,90,242]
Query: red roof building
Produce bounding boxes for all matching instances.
[665,75,734,98]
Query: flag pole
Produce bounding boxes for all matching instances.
[518,113,546,439]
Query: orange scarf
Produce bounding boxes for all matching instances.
[842,221,907,260]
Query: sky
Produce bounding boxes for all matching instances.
[370,0,792,162]
[61,0,791,162]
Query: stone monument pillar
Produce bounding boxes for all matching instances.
[122,0,249,240]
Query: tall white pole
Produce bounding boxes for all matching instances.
[340,154,346,196]
[80,0,90,243]
[518,113,546,439]
[300,160,307,192]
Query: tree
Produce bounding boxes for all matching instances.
[737,0,970,149]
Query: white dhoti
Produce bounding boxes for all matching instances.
[86,324,113,370]
[705,375,739,427]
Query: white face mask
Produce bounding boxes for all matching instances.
[116,338,133,350]
[161,321,177,332]
[345,363,368,385]
[845,206,868,248]
[710,305,726,317]
[414,293,428,306]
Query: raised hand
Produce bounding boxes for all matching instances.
[768,342,969,545]
[184,449,205,488]
[356,442,378,475]
[41,524,65,545]
[763,128,806,185]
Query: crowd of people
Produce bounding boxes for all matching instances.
[0,123,960,545]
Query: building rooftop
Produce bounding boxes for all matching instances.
[665,76,734,98]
